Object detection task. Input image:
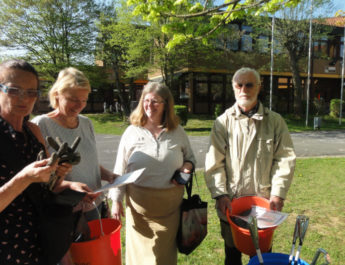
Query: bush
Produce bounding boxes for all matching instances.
[174,105,188,126]
[214,104,223,118]
[313,97,325,116]
[329,99,345,118]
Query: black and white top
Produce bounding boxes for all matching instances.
[0,116,45,265]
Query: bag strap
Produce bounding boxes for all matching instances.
[185,171,194,199]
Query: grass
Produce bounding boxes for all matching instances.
[117,158,345,265]
[85,113,345,136]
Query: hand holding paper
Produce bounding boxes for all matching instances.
[93,168,145,193]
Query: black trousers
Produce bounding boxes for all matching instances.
[220,219,243,265]
[224,245,243,265]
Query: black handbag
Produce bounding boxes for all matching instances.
[177,173,208,255]
[25,184,86,265]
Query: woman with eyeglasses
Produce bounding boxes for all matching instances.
[109,81,196,265]
[0,59,83,265]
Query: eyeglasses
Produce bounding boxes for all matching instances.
[0,84,40,98]
[234,82,255,89]
[144,99,165,106]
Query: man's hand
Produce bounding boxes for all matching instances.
[269,195,284,211]
[216,195,232,216]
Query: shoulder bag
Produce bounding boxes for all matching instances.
[177,173,208,255]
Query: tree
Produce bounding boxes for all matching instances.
[127,0,302,48]
[0,0,100,80]
[249,0,334,115]
[96,1,153,115]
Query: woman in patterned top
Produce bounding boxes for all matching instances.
[0,59,87,265]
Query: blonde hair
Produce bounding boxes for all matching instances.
[48,67,91,109]
[130,82,179,131]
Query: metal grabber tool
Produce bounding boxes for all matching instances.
[310,248,331,265]
[288,215,309,264]
[248,216,264,265]
[37,136,81,190]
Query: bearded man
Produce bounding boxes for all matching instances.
[204,67,296,265]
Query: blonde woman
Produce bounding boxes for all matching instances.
[32,67,117,221]
[109,82,196,265]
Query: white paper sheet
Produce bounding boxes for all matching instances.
[234,206,288,229]
[93,168,145,193]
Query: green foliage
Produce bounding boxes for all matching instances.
[174,105,188,126]
[214,104,223,118]
[127,0,302,49]
[0,0,100,79]
[312,97,325,116]
[329,98,345,118]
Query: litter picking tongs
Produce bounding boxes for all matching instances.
[288,215,309,264]
[310,248,331,265]
[248,216,264,265]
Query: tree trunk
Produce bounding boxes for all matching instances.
[288,49,303,115]
[112,64,130,117]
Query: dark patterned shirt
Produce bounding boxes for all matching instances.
[0,116,45,265]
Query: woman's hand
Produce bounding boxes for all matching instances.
[67,181,101,203]
[179,161,194,173]
[171,161,194,186]
[24,158,58,184]
[100,166,118,183]
[56,162,72,179]
[53,162,72,187]
[111,201,124,221]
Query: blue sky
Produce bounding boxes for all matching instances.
[332,0,344,11]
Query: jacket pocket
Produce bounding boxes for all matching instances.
[256,137,274,192]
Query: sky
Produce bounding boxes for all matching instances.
[332,0,344,11]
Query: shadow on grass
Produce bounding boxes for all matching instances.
[184,128,211,133]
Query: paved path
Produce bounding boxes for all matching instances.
[96,130,345,171]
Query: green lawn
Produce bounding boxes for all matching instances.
[117,158,345,265]
[85,113,345,136]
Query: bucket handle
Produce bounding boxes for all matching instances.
[310,248,330,265]
[92,201,105,237]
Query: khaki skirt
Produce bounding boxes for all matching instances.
[125,184,184,265]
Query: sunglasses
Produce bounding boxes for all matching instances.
[235,82,255,89]
[0,84,40,98]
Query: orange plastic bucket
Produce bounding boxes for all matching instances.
[70,218,122,265]
[226,196,276,256]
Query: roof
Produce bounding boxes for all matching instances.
[316,16,345,27]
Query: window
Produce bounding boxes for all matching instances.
[341,37,344,58]
[320,37,328,55]
[228,24,240,51]
[241,25,252,52]
[257,36,269,53]
[314,37,328,57]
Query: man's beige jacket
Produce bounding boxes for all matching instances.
[205,103,296,202]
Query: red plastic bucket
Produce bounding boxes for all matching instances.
[70,218,122,265]
[226,196,276,256]
[248,253,309,265]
